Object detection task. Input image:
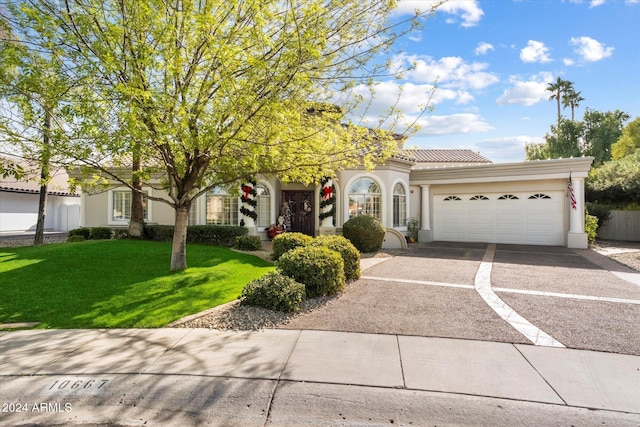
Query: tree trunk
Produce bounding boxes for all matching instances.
[34,109,52,246]
[129,154,144,238]
[170,203,190,271]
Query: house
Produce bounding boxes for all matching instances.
[75,149,593,249]
[0,156,81,233]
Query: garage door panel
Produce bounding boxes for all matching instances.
[434,192,564,246]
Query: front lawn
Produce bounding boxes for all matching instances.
[0,240,274,328]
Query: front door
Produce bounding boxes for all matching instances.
[282,190,315,236]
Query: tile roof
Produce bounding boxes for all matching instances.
[403,149,492,164]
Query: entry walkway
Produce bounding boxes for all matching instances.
[1,328,639,426]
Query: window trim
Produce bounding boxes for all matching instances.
[392,180,408,228]
[107,187,152,225]
[345,175,385,223]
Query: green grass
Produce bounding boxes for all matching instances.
[0,240,274,329]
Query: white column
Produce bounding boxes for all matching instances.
[569,177,584,233]
[420,185,431,230]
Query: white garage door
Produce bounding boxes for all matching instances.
[434,192,564,246]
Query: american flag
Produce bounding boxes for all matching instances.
[568,172,577,210]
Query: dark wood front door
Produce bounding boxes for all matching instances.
[282,190,315,236]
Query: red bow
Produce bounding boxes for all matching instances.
[322,186,333,201]
[241,184,252,199]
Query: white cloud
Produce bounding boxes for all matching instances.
[563,58,575,66]
[474,135,545,163]
[394,0,484,27]
[475,42,495,56]
[520,40,552,63]
[570,36,614,61]
[590,0,606,7]
[391,54,500,91]
[412,114,494,136]
[496,72,554,106]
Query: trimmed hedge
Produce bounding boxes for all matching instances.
[311,235,361,281]
[342,215,385,253]
[276,245,345,298]
[68,227,90,240]
[240,271,305,313]
[144,224,248,246]
[235,235,263,251]
[271,232,313,261]
[89,227,112,240]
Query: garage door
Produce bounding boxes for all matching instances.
[433,192,564,246]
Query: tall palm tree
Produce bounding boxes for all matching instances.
[546,77,572,127]
[562,89,584,121]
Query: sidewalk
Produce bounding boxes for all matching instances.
[1,328,638,426]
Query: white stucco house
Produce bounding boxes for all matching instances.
[0,156,80,233]
[75,149,593,249]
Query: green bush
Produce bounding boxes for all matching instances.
[235,235,262,251]
[68,227,90,240]
[89,227,112,240]
[143,224,248,246]
[585,202,612,228]
[66,235,86,243]
[585,210,599,242]
[240,271,305,313]
[276,246,345,298]
[342,215,385,253]
[271,232,313,261]
[310,235,360,281]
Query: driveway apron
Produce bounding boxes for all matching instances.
[281,242,640,355]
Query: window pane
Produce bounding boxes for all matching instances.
[255,184,270,227]
[206,188,238,225]
[113,191,131,221]
[349,178,381,220]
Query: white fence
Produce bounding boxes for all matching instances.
[597,210,640,241]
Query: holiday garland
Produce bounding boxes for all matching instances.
[239,178,258,224]
[318,176,336,225]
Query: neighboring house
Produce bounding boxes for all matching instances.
[0,156,80,233]
[75,148,593,249]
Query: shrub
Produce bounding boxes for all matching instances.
[240,271,305,313]
[235,235,262,251]
[143,224,248,246]
[585,210,599,242]
[271,232,313,261]
[68,227,90,240]
[66,235,86,243]
[310,235,360,281]
[276,246,345,298]
[585,202,612,228]
[89,227,112,240]
[342,215,385,253]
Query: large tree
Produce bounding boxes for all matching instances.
[5,0,434,270]
[611,117,640,160]
[582,108,630,165]
[546,77,572,128]
[0,16,76,245]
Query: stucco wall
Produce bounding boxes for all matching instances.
[0,191,80,232]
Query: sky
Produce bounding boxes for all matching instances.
[355,0,640,163]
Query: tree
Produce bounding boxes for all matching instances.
[545,119,583,159]
[524,141,550,161]
[587,149,640,205]
[546,77,572,128]
[562,89,584,121]
[8,0,434,270]
[0,15,76,245]
[582,108,630,165]
[612,117,640,160]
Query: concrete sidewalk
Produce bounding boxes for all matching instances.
[1,328,639,426]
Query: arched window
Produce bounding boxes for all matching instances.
[255,184,271,227]
[348,177,381,220]
[528,193,551,199]
[498,194,519,200]
[444,196,462,201]
[206,186,238,225]
[393,183,407,227]
[470,195,489,200]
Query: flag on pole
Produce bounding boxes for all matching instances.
[568,172,577,210]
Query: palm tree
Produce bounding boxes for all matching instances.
[546,77,572,127]
[562,89,584,121]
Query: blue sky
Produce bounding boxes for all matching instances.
[357,0,640,163]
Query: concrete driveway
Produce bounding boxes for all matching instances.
[281,242,640,356]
